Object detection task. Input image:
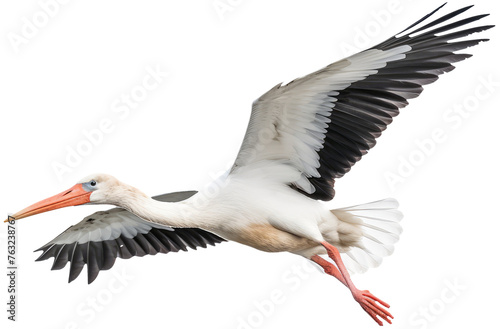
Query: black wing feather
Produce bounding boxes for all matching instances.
[51,244,71,270]
[101,240,118,270]
[68,243,85,283]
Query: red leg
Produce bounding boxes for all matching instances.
[321,242,393,326]
[311,255,347,286]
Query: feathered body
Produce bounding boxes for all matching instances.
[97,161,401,271]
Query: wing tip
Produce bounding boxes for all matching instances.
[68,274,77,284]
[88,273,99,285]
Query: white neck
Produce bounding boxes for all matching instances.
[123,194,198,228]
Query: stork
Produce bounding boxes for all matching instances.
[7,4,492,325]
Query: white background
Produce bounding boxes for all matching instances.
[1,0,499,328]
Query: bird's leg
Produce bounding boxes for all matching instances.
[310,255,347,286]
[311,254,392,325]
[321,241,393,326]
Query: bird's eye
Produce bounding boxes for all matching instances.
[90,180,97,187]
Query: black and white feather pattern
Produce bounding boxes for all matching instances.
[35,191,225,284]
[231,4,492,200]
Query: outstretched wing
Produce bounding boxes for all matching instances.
[231,4,493,200]
[34,191,225,284]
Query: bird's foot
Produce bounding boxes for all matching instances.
[352,289,393,326]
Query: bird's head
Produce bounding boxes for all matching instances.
[5,173,128,222]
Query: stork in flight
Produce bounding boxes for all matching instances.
[7,4,492,326]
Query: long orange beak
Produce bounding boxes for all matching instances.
[5,184,92,222]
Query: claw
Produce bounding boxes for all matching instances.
[363,291,391,308]
[354,289,393,325]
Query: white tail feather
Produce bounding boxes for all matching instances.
[331,198,403,274]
